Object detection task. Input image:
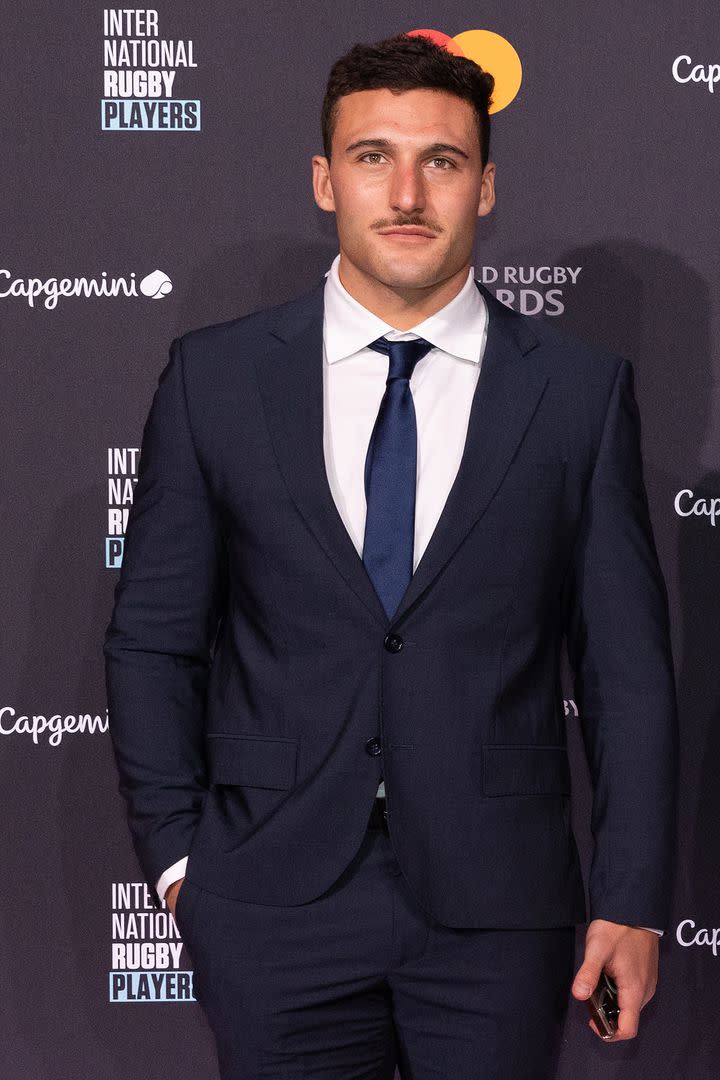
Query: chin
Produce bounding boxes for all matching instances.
[367,254,447,290]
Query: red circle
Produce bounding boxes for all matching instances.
[405,29,466,56]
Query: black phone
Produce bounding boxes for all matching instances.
[587,971,620,1039]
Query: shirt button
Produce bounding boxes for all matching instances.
[365,737,382,756]
[384,633,403,653]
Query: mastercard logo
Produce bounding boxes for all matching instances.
[406,29,522,113]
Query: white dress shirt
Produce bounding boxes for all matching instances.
[322,252,487,805]
[156,253,663,936]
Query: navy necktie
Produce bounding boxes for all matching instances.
[362,335,435,620]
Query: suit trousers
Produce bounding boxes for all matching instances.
[175,810,577,1080]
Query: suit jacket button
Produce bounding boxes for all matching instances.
[384,633,403,653]
[365,737,382,756]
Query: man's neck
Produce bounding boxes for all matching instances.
[337,255,470,331]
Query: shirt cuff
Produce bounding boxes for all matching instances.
[156,856,189,904]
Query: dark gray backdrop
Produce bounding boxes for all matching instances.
[1,1,718,1077]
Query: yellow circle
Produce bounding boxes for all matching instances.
[452,29,522,113]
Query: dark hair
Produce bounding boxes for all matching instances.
[321,33,494,169]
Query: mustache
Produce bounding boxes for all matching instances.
[374,217,443,232]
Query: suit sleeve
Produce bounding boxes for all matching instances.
[564,358,679,933]
[104,336,227,899]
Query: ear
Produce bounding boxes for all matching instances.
[477,161,496,219]
[312,155,335,212]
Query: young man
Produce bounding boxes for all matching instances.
[105,33,678,1080]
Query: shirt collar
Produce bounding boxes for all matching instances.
[323,252,487,365]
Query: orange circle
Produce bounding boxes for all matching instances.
[451,30,522,113]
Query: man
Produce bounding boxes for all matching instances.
[104,32,678,1080]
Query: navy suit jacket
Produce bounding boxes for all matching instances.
[104,277,679,930]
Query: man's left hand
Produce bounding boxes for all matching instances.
[571,919,659,1041]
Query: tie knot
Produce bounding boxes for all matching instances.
[367,335,434,380]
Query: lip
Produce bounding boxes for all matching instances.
[377,227,437,239]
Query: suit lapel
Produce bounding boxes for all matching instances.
[253,279,389,628]
[253,278,548,631]
[392,285,548,625]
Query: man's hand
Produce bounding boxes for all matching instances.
[571,919,659,1041]
[164,877,184,919]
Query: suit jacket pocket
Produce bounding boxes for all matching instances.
[206,732,299,789]
[482,744,571,796]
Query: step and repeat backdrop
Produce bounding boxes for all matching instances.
[1,1,718,1077]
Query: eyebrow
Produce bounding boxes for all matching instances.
[344,138,470,160]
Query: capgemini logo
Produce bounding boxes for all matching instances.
[672,55,720,93]
[139,269,173,299]
[674,489,720,525]
[0,267,175,309]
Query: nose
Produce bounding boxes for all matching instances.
[388,161,426,216]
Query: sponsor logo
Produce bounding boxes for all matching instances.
[406,29,522,113]
[107,448,139,568]
[110,882,195,1002]
[672,55,720,93]
[140,269,172,298]
[0,269,172,310]
[674,489,720,526]
[676,919,720,955]
[102,8,200,131]
[0,707,108,746]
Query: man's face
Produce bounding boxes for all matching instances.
[312,87,495,293]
